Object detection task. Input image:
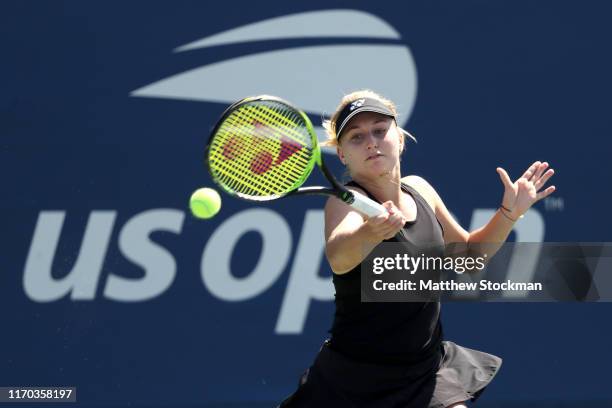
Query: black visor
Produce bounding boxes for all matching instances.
[335,97,417,143]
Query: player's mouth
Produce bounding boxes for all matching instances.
[366,153,384,161]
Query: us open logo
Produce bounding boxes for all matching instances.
[129,9,418,149]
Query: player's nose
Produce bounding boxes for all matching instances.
[365,132,378,149]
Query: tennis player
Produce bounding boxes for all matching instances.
[278,90,556,408]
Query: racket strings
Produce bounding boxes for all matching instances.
[209,120,271,194]
[221,109,308,193]
[208,101,315,199]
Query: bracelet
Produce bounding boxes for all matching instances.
[498,207,517,222]
[499,206,524,222]
[500,204,512,212]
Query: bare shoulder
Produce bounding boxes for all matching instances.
[401,175,439,212]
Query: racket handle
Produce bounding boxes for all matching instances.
[349,191,387,217]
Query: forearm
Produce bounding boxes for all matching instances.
[467,208,517,260]
[326,225,382,274]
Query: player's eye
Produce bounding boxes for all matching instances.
[349,133,363,142]
[373,128,387,136]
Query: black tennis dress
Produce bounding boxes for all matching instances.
[278,181,502,408]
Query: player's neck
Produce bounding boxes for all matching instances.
[355,168,402,204]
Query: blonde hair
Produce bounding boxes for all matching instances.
[321,90,400,147]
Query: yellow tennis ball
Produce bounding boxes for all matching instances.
[189,188,221,219]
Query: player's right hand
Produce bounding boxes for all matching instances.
[361,201,407,242]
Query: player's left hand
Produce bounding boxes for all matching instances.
[496,161,556,219]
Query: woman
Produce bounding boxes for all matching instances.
[278,90,556,408]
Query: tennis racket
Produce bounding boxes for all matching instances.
[205,95,387,217]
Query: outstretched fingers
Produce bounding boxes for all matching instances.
[536,185,556,201]
[535,168,555,190]
[496,167,513,188]
[521,161,541,180]
[530,161,549,182]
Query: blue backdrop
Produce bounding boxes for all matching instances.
[1,1,610,407]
